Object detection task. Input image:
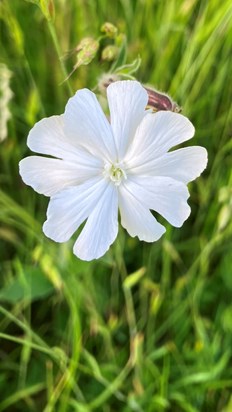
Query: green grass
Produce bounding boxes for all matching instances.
[0,0,232,410]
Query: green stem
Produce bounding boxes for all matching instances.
[47,20,73,96]
[84,238,139,410]
[115,238,137,345]
[88,358,133,410]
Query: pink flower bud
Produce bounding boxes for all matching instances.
[145,87,181,112]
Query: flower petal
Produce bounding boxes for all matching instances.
[64,89,117,161]
[43,177,107,242]
[73,183,118,261]
[119,182,166,242]
[125,111,195,166]
[124,176,191,227]
[19,156,102,197]
[27,115,88,161]
[107,80,148,160]
[128,146,208,183]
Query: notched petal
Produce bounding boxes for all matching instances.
[73,184,118,260]
[107,80,148,160]
[119,182,166,242]
[43,177,107,243]
[64,88,116,161]
[125,111,195,166]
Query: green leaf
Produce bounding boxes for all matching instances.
[123,267,146,289]
[115,56,141,76]
[0,267,54,303]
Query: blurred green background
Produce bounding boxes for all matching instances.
[0,0,232,410]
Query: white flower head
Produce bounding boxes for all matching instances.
[19,81,207,261]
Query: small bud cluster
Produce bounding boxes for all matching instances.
[64,21,124,80]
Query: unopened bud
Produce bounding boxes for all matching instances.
[75,37,99,66]
[145,87,181,113]
[40,0,55,21]
[101,45,118,62]
[63,37,99,81]
[217,204,231,231]
[97,76,181,112]
[98,73,120,94]
[48,0,55,20]
[101,22,118,38]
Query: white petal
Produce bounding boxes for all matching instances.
[64,89,117,161]
[19,156,102,197]
[27,115,89,161]
[119,182,166,241]
[107,81,148,160]
[124,176,191,227]
[129,146,208,184]
[125,111,195,166]
[73,183,118,261]
[43,177,107,242]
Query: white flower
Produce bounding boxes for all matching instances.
[19,81,207,261]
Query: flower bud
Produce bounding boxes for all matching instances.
[101,45,118,62]
[75,37,99,67]
[63,37,99,81]
[145,87,181,112]
[40,0,55,21]
[101,22,118,38]
[97,73,120,94]
[48,0,55,20]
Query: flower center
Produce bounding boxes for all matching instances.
[103,162,127,186]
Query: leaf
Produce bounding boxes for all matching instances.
[22,0,40,4]
[0,267,54,303]
[22,0,54,21]
[123,267,146,289]
[115,56,141,76]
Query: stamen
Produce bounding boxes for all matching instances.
[103,162,127,186]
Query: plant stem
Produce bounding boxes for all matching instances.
[47,20,73,96]
[115,238,137,346]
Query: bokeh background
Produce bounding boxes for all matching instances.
[0,0,232,410]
